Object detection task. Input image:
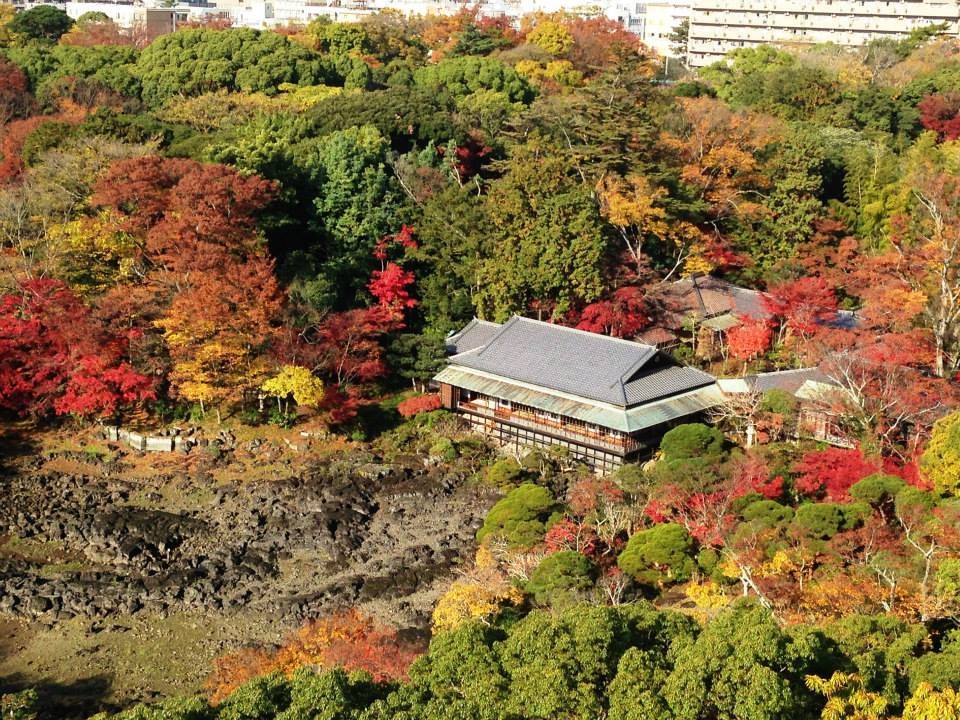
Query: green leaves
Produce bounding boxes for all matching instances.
[413,56,533,105]
[476,482,561,549]
[135,29,331,107]
[618,523,695,587]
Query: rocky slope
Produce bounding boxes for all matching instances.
[0,433,497,712]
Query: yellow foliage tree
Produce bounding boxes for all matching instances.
[921,410,960,495]
[528,20,574,56]
[155,90,275,132]
[46,211,135,296]
[543,60,583,87]
[661,97,781,223]
[432,547,523,633]
[432,577,524,633]
[804,672,890,720]
[260,365,324,416]
[0,4,16,45]
[514,59,544,83]
[903,683,960,720]
[597,174,669,275]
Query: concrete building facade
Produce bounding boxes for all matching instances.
[687,0,960,67]
[631,0,690,57]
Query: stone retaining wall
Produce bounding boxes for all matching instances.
[100,425,236,453]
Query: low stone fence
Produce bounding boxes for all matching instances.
[100,425,236,453]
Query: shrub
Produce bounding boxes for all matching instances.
[485,456,526,488]
[618,523,695,586]
[759,388,798,417]
[909,630,960,691]
[697,546,720,575]
[659,423,725,463]
[895,486,937,520]
[793,503,847,539]
[850,473,907,507]
[520,449,548,470]
[429,437,458,461]
[397,394,442,418]
[476,482,561,549]
[613,463,645,492]
[843,502,872,529]
[0,689,39,720]
[526,550,593,605]
[741,499,794,526]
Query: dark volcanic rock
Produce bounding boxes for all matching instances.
[0,455,494,629]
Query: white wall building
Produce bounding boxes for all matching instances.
[687,0,960,67]
[13,0,654,39]
[638,0,690,57]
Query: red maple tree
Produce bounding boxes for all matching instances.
[0,59,34,126]
[792,447,880,502]
[918,93,960,141]
[0,279,153,418]
[576,286,648,338]
[727,318,773,361]
[397,394,442,417]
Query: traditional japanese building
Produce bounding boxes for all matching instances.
[434,316,724,471]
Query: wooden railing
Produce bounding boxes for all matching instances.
[459,401,641,455]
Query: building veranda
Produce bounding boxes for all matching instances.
[434,316,725,472]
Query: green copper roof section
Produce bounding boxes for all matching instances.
[435,365,724,433]
[701,313,741,331]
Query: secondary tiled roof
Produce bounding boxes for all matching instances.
[718,368,837,397]
[636,327,679,347]
[649,275,770,330]
[750,368,832,394]
[446,316,715,408]
[445,318,501,355]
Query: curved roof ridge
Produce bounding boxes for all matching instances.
[510,315,657,351]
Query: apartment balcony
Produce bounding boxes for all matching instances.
[458,401,643,456]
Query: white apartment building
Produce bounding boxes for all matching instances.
[13,0,654,41]
[687,0,960,67]
[628,0,690,56]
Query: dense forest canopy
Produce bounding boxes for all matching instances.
[2,8,960,720]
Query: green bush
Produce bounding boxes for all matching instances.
[218,672,289,720]
[0,689,38,720]
[793,503,847,539]
[613,463,645,493]
[10,5,73,41]
[526,550,594,605]
[429,437,458,462]
[618,523,695,587]
[697,547,719,575]
[741,499,794,527]
[894,486,937,519]
[909,630,960,691]
[842,502,872,530]
[485,456,526,489]
[759,388,798,417]
[850,473,906,507]
[659,423,725,463]
[22,121,78,165]
[476,482,561,549]
[520,449,548,470]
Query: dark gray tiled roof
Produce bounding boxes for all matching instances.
[652,275,770,330]
[448,316,715,408]
[746,368,832,394]
[445,318,502,355]
[623,361,718,405]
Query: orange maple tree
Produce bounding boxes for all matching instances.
[207,610,422,703]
